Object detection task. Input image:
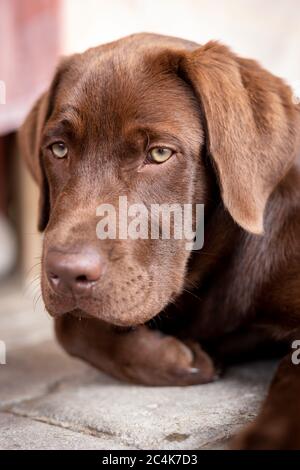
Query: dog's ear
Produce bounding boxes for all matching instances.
[178,42,300,234]
[18,91,51,231]
[18,58,71,231]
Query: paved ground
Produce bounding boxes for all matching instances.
[0,279,277,450]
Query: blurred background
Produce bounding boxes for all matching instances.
[0,0,299,291]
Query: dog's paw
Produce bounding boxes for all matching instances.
[55,318,217,387]
[119,330,217,386]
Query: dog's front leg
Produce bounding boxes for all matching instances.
[55,314,216,386]
[232,351,300,449]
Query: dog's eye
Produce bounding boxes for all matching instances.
[148,147,173,163]
[51,142,68,159]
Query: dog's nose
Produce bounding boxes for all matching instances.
[46,248,105,295]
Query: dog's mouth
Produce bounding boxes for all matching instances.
[45,291,159,327]
[70,308,136,331]
[69,308,93,320]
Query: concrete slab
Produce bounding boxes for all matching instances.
[0,412,133,450]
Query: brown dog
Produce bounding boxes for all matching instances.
[19,33,300,449]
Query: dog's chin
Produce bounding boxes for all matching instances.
[46,298,164,328]
[69,309,136,331]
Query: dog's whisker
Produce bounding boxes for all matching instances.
[182,288,202,302]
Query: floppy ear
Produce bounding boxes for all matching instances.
[18,92,51,231]
[18,59,70,231]
[178,42,300,234]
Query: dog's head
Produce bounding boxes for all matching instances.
[19,33,300,326]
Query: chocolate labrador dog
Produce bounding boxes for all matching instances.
[19,33,300,449]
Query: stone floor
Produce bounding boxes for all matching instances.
[0,278,277,450]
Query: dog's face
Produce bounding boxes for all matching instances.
[19,34,300,326]
[38,42,207,326]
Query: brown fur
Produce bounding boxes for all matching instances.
[19,33,300,449]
